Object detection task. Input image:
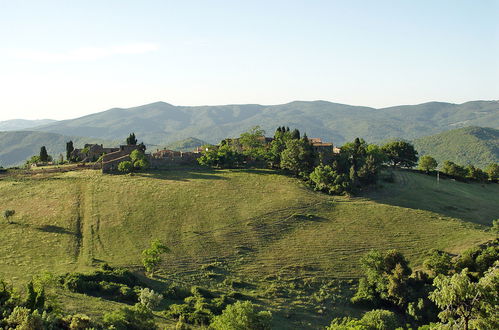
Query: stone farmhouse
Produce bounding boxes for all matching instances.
[71,144,119,162]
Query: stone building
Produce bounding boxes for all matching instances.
[71,144,119,162]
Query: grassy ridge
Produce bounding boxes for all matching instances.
[0,169,495,282]
[0,168,496,328]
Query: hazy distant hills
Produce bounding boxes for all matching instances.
[0,119,56,131]
[414,127,499,168]
[0,131,112,168]
[1,100,498,167]
[32,100,499,146]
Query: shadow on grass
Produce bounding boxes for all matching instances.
[134,167,283,181]
[36,225,76,235]
[363,170,497,226]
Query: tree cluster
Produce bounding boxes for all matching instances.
[337,240,499,329]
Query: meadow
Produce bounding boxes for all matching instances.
[0,168,496,328]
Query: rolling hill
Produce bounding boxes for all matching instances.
[0,168,495,327]
[0,118,56,131]
[32,100,499,146]
[0,131,114,168]
[163,137,208,151]
[414,126,499,168]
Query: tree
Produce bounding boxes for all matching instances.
[381,141,418,168]
[238,126,268,161]
[290,128,300,140]
[3,209,15,223]
[465,165,488,182]
[130,150,149,170]
[327,309,399,330]
[309,164,351,195]
[66,141,74,162]
[210,301,272,330]
[142,240,169,276]
[126,133,137,145]
[198,145,243,168]
[423,249,452,278]
[429,267,498,330]
[418,155,438,173]
[352,249,412,308]
[441,161,467,179]
[485,163,499,181]
[118,161,133,173]
[39,146,49,162]
[280,139,311,176]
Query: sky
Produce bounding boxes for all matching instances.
[0,0,498,121]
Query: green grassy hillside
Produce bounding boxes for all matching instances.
[0,168,496,328]
[414,126,499,168]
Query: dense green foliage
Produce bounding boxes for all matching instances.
[118,160,133,173]
[65,140,74,162]
[349,241,499,329]
[381,140,418,168]
[130,149,149,170]
[418,155,438,173]
[210,301,272,330]
[414,126,499,168]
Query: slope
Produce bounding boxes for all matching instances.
[414,126,499,168]
[0,168,495,283]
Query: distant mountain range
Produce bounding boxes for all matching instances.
[0,119,56,131]
[0,100,498,167]
[31,100,499,146]
[414,126,499,168]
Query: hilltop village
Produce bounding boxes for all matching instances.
[61,130,340,174]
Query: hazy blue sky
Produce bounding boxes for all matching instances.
[0,0,497,120]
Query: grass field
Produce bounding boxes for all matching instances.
[0,168,496,328]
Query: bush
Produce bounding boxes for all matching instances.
[118,161,133,173]
[210,301,272,330]
[3,209,15,223]
[103,303,156,330]
[138,288,163,309]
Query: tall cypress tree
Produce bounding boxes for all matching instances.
[39,146,49,162]
[66,140,74,161]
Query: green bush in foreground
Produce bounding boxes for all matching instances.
[210,300,272,330]
[327,309,400,330]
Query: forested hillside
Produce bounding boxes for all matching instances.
[32,100,499,146]
[414,126,499,168]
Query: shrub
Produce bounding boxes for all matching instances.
[138,288,163,309]
[3,209,15,223]
[103,303,156,330]
[210,301,272,330]
[118,161,133,173]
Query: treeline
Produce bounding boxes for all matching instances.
[198,126,420,195]
[328,239,498,329]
